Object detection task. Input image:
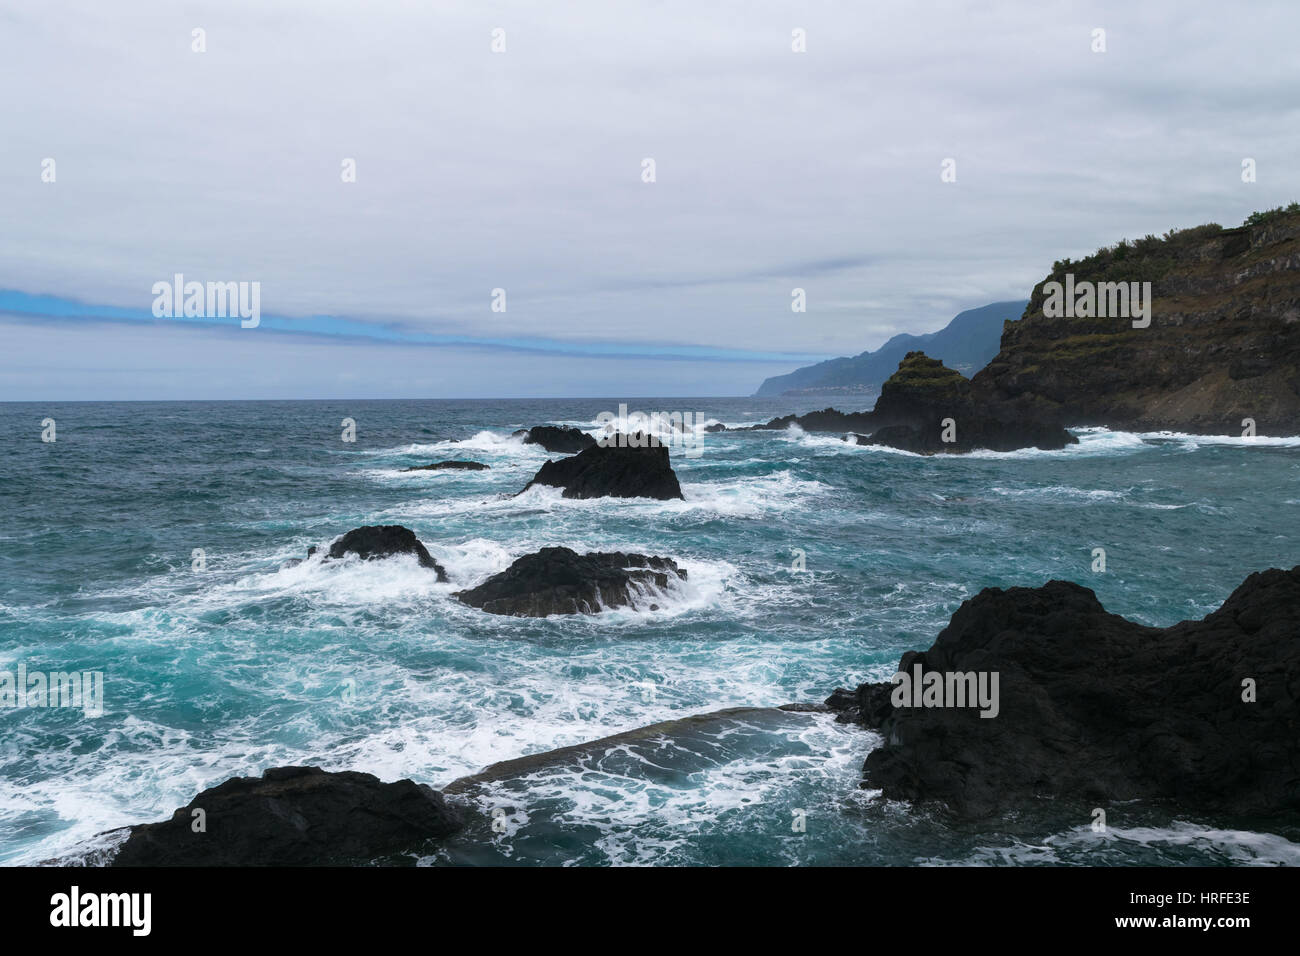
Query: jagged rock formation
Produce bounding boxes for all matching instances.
[513,425,598,454]
[746,407,874,433]
[826,565,1300,820]
[111,766,465,866]
[752,353,1077,453]
[519,435,685,500]
[455,546,687,616]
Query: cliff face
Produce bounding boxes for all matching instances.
[974,208,1300,434]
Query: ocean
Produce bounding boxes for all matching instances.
[2,397,1298,866]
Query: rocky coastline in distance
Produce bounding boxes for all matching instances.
[743,205,1300,450]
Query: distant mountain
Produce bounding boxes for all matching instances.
[753,300,1028,397]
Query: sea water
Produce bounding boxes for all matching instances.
[1,398,1298,865]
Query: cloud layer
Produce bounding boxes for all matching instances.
[2,0,1298,398]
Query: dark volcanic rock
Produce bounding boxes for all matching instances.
[860,352,1074,452]
[402,460,489,471]
[111,766,464,866]
[747,407,874,433]
[974,209,1300,434]
[455,546,687,616]
[866,351,971,427]
[861,417,1077,454]
[829,566,1300,820]
[823,683,894,727]
[515,425,598,454]
[520,435,684,500]
[751,353,1074,453]
[324,525,447,582]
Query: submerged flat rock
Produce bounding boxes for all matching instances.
[444,706,806,794]
[402,460,489,471]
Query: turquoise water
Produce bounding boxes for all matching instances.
[2,398,1299,865]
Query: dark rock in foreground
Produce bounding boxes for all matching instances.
[827,566,1300,820]
[402,460,489,471]
[513,425,598,454]
[520,435,684,500]
[324,525,447,582]
[455,546,687,616]
[112,766,464,866]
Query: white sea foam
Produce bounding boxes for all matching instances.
[458,712,876,865]
[992,485,1127,501]
[798,424,1300,460]
[387,469,830,522]
[1079,820,1300,865]
[377,430,533,458]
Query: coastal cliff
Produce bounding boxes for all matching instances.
[974,205,1300,434]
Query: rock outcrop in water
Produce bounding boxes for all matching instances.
[111,766,465,866]
[827,565,1300,820]
[860,352,1076,453]
[455,546,687,616]
[519,435,685,500]
[748,353,1076,453]
[513,425,598,454]
[854,418,1078,454]
[322,525,447,581]
[753,207,1300,442]
[402,460,489,471]
[746,407,874,433]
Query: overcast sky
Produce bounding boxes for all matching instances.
[2,0,1298,400]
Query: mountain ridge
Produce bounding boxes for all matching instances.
[753,299,1028,397]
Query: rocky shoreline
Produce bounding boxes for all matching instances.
[80,561,1299,865]
[743,352,1077,453]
